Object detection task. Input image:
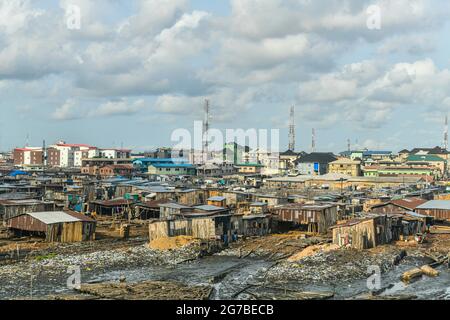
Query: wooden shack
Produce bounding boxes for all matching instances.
[158,203,193,220]
[89,198,135,217]
[415,200,450,221]
[7,211,96,242]
[133,200,168,220]
[331,214,401,249]
[370,197,427,214]
[241,214,271,237]
[272,203,338,234]
[0,199,56,221]
[175,189,207,206]
[221,191,251,208]
[149,214,231,242]
[207,196,227,207]
[398,211,430,236]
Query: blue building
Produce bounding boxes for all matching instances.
[133,158,189,172]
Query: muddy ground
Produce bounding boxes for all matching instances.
[0,231,449,300]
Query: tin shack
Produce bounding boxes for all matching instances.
[415,200,450,221]
[272,203,338,234]
[7,211,96,242]
[330,214,401,249]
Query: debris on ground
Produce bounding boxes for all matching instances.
[73,280,213,300]
[420,265,439,277]
[35,281,212,300]
[401,268,423,282]
[263,246,401,285]
[218,231,326,259]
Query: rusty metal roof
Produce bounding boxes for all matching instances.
[390,198,428,210]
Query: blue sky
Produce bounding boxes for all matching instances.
[1,0,450,153]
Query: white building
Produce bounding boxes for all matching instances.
[247,148,280,176]
[99,149,131,159]
[50,142,97,167]
[74,147,99,167]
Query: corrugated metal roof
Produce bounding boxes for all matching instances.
[207,196,226,201]
[159,203,191,209]
[194,204,225,211]
[416,200,450,210]
[28,211,80,224]
[403,211,428,219]
[391,198,427,210]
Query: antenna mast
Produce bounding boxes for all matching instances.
[444,115,448,150]
[202,99,210,163]
[311,128,316,152]
[288,106,295,151]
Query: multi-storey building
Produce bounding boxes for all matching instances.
[328,158,362,177]
[13,147,43,166]
[99,149,131,159]
[48,142,98,167]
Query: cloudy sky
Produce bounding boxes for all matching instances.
[1,0,450,153]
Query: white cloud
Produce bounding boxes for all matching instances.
[88,99,145,117]
[52,98,146,120]
[2,0,450,151]
[52,99,82,120]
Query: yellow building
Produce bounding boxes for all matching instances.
[235,163,264,174]
[328,158,361,177]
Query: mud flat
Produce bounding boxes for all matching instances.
[77,281,212,300]
[47,280,213,300]
[0,240,203,299]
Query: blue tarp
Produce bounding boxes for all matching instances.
[9,170,30,177]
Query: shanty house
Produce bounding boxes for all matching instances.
[397,211,430,236]
[207,196,227,207]
[159,203,194,220]
[7,211,96,242]
[415,200,450,221]
[221,191,251,207]
[331,214,401,249]
[175,189,206,206]
[249,202,269,214]
[254,194,288,207]
[89,198,135,217]
[149,214,232,242]
[132,200,168,220]
[370,197,428,214]
[238,214,271,237]
[272,203,338,234]
[0,199,56,221]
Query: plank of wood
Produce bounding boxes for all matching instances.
[401,268,423,282]
[420,265,439,277]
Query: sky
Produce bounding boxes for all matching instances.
[1,0,450,153]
